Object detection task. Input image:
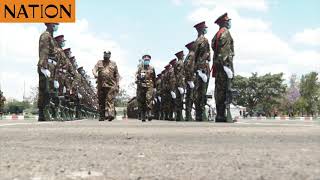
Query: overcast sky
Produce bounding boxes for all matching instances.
[0,0,319,100]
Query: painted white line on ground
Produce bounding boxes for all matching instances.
[236,122,316,127]
[0,120,89,127]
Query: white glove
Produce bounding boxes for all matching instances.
[223,66,234,79]
[54,80,60,89]
[158,96,162,102]
[187,81,195,89]
[78,93,82,99]
[154,98,158,103]
[63,87,67,94]
[178,87,184,95]
[197,70,208,83]
[170,91,176,99]
[40,68,51,78]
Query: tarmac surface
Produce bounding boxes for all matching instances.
[0,118,319,180]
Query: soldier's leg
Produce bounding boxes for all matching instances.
[185,86,193,121]
[176,88,184,121]
[215,66,228,122]
[38,68,50,121]
[105,88,116,121]
[98,87,106,121]
[194,76,202,121]
[146,86,154,121]
[200,80,209,121]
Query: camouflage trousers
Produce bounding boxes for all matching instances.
[175,87,184,121]
[194,71,209,121]
[185,84,194,121]
[98,87,117,118]
[214,64,228,121]
[137,86,153,112]
[38,67,50,120]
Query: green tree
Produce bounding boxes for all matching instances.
[4,100,31,114]
[299,72,320,116]
[233,73,286,116]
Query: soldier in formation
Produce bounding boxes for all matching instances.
[212,13,235,122]
[133,13,235,123]
[38,23,99,122]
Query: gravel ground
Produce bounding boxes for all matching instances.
[0,119,319,180]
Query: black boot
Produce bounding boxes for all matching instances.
[38,109,46,122]
[147,110,153,121]
[141,112,146,122]
[215,105,226,122]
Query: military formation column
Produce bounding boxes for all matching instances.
[37,23,98,122]
[130,12,235,123]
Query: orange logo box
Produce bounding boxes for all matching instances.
[0,0,75,23]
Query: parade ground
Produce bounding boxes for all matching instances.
[0,118,319,180]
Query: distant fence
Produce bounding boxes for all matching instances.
[235,116,318,121]
[0,115,38,120]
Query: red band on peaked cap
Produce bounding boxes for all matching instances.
[142,54,151,60]
[169,59,177,65]
[194,21,207,30]
[185,41,195,50]
[54,35,65,42]
[175,51,184,58]
[215,13,231,24]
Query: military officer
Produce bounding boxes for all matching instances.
[184,41,196,121]
[135,54,156,122]
[174,51,186,121]
[193,21,211,121]
[38,23,59,121]
[212,13,234,122]
[93,51,120,121]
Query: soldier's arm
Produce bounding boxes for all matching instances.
[152,68,156,88]
[201,39,211,62]
[92,62,99,78]
[114,63,120,87]
[217,31,229,62]
[38,34,51,69]
[135,68,141,84]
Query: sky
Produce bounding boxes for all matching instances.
[0,0,319,100]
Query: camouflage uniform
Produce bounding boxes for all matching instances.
[212,13,234,122]
[93,59,119,121]
[174,52,186,121]
[38,27,57,121]
[135,60,156,121]
[194,22,211,121]
[184,41,196,121]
